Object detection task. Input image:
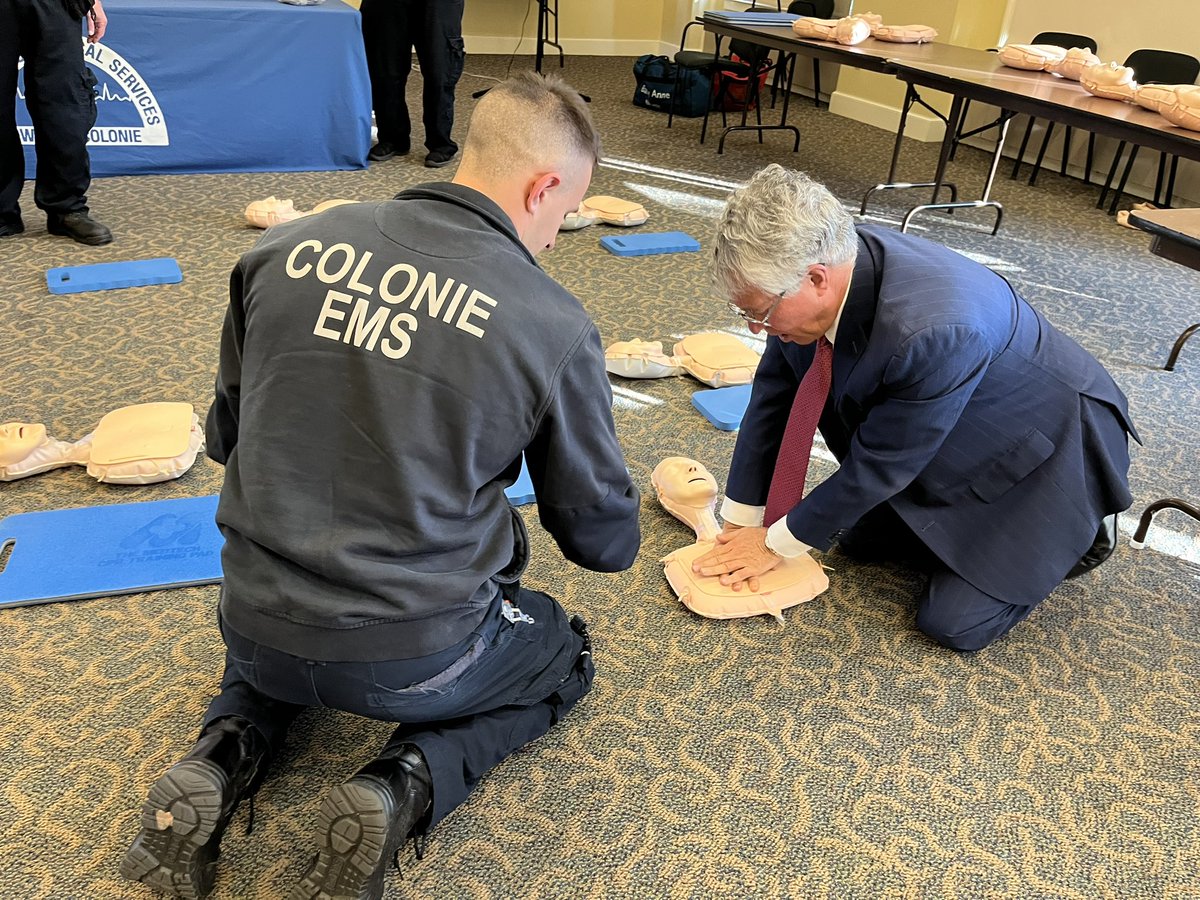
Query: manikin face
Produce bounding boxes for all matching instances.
[0,422,48,466]
[653,457,719,507]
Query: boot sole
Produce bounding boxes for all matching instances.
[290,778,399,900]
[120,758,227,899]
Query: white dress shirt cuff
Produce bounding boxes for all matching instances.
[720,497,764,528]
[766,518,813,559]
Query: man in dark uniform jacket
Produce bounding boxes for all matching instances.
[121,73,640,900]
[361,0,465,168]
[697,165,1136,651]
[1,0,113,244]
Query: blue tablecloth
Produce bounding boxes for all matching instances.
[19,0,371,176]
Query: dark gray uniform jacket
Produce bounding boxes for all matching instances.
[207,184,640,661]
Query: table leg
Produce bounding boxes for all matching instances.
[899,101,1011,236]
[860,83,960,217]
[700,35,723,145]
[717,53,800,154]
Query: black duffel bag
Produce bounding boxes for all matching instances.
[632,54,711,118]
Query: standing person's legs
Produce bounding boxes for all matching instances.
[22,0,93,218]
[291,588,593,899]
[360,0,415,159]
[0,0,26,234]
[122,622,306,899]
[413,0,464,164]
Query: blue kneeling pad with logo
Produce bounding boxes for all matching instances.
[0,495,223,608]
[0,472,540,608]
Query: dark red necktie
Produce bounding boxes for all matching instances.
[764,337,833,526]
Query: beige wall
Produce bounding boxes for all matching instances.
[464,0,672,56]
[1004,0,1198,63]
[827,0,1007,140]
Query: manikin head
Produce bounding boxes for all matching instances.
[0,422,49,466]
[454,72,600,257]
[712,165,858,346]
[653,457,719,508]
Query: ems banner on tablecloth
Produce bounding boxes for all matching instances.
[18,0,371,177]
[17,41,169,153]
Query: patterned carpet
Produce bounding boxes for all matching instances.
[2,54,1198,900]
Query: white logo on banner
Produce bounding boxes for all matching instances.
[17,39,169,147]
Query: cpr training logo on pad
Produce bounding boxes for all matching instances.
[17,39,168,148]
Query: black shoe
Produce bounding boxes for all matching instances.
[368,141,408,162]
[47,210,113,246]
[291,744,432,900]
[0,220,24,238]
[1066,513,1118,579]
[424,148,459,168]
[121,716,272,899]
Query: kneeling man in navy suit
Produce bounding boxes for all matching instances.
[695,165,1138,651]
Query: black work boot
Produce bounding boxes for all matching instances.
[290,744,433,900]
[121,716,272,899]
[47,210,113,245]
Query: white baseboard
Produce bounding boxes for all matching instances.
[828,91,945,143]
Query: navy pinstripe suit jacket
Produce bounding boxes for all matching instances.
[727,225,1138,605]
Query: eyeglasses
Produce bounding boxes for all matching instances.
[728,290,784,328]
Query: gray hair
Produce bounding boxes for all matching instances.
[711,165,858,301]
[463,72,600,178]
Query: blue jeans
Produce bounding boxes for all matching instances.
[204,587,593,826]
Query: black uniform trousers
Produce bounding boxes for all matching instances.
[360,0,464,156]
[1,0,96,228]
[202,587,594,828]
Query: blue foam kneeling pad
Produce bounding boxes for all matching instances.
[46,257,183,294]
[0,495,223,608]
[505,457,536,506]
[600,232,701,257]
[692,384,754,431]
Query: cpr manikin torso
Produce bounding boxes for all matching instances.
[791,15,872,46]
[653,456,829,624]
[605,333,761,387]
[1158,84,1200,132]
[1047,47,1102,81]
[603,339,680,379]
[0,402,204,484]
[997,44,1068,71]
[245,198,356,228]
